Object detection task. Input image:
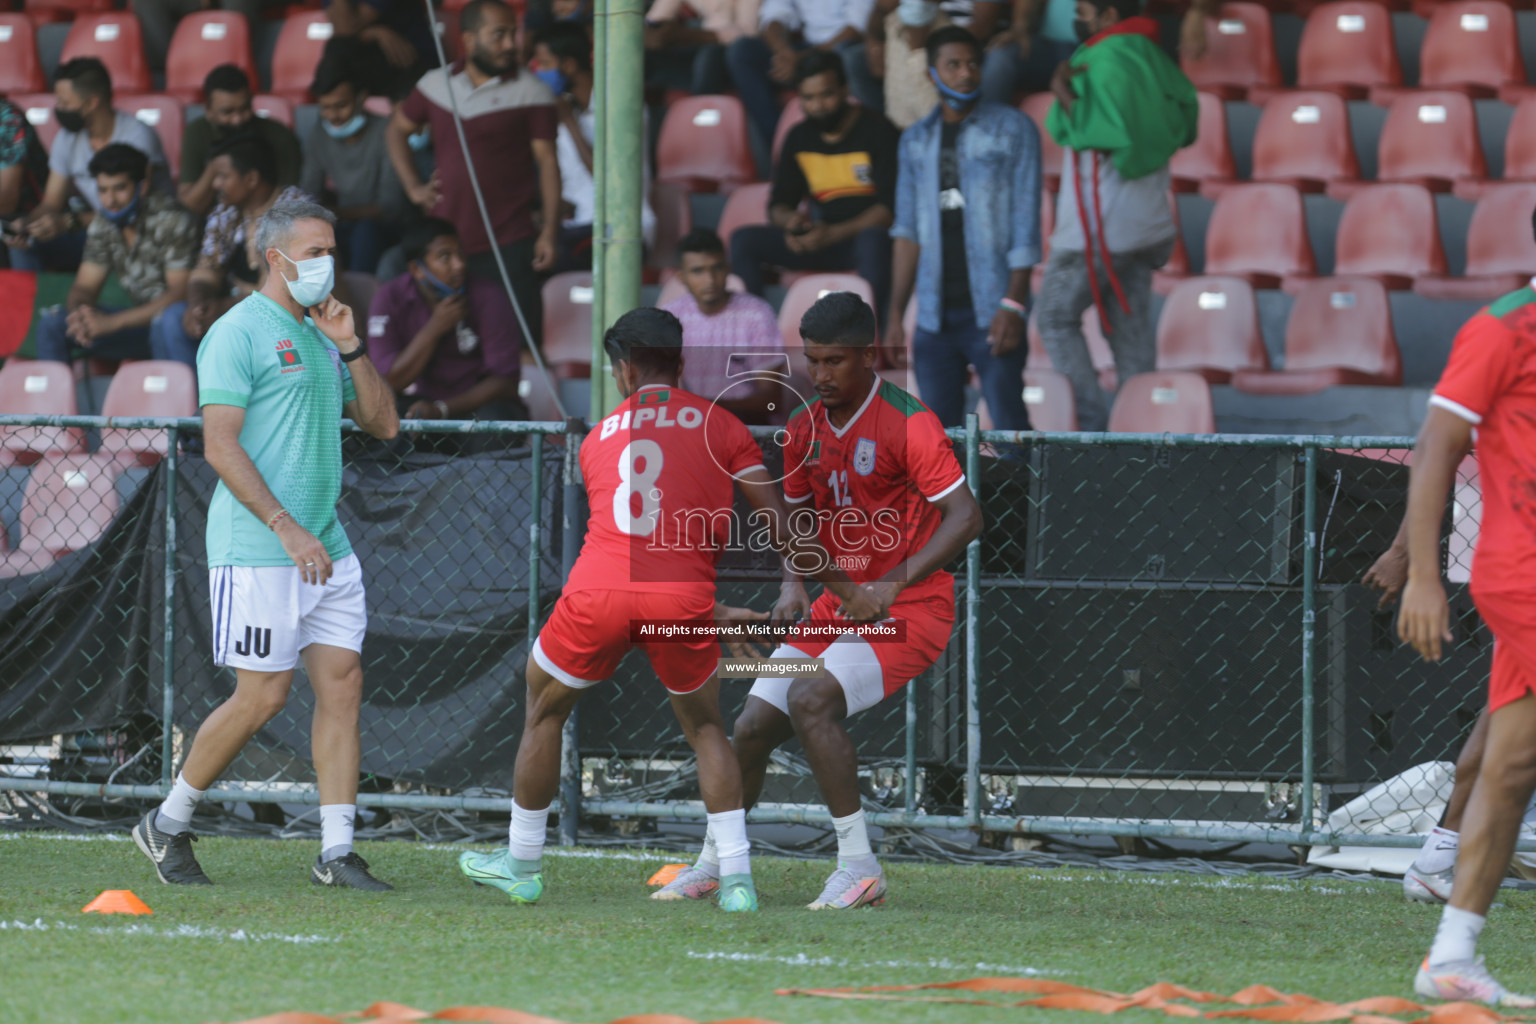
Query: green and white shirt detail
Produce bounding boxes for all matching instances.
[197,291,359,568]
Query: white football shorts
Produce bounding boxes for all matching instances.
[746,634,886,717]
[209,553,367,671]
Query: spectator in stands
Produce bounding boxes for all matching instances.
[34,145,198,369]
[368,218,527,429]
[727,0,881,153]
[662,228,783,424]
[886,26,1039,430]
[389,0,561,348]
[301,65,408,274]
[137,0,262,73]
[1034,0,1197,431]
[0,99,49,222]
[158,139,320,366]
[533,23,656,274]
[731,50,898,332]
[642,0,755,97]
[8,58,170,273]
[180,65,303,218]
[323,0,439,101]
[862,0,1006,128]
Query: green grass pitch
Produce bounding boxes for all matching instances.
[2,833,1534,1024]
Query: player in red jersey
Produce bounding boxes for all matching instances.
[1399,278,1536,1007]
[458,307,874,913]
[655,292,982,910]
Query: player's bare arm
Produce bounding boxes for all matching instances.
[312,296,400,441]
[1399,406,1475,662]
[203,403,335,586]
[864,483,983,619]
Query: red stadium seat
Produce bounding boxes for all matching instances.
[771,98,804,166]
[1375,91,1487,197]
[1155,277,1268,383]
[777,273,876,350]
[268,11,332,104]
[1179,3,1282,100]
[164,12,257,104]
[518,364,564,422]
[1107,372,1217,434]
[1416,1,1528,103]
[0,15,46,95]
[1332,184,1447,288]
[0,359,85,465]
[654,95,757,194]
[252,94,294,129]
[647,179,692,273]
[1153,194,1191,295]
[715,181,771,253]
[13,92,58,150]
[1416,183,1536,300]
[61,13,150,94]
[1169,91,1237,196]
[1020,92,1062,192]
[1251,91,1360,195]
[1232,277,1401,393]
[541,272,594,376]
[0,453,121,578]
[1202,184,1316,289]
[99,360,196,463]
[1295,1,1402,100]
[656,273,744,309]
[116,94,184,177]
[23,0,112,25]
[1022,368,1077,431]
[1499,95,1536,184]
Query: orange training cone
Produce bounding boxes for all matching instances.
[82,890,152,915]
[646,865,689,887]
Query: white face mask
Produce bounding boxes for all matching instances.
[276,249,335,308]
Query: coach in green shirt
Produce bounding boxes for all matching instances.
[131,199,400,893]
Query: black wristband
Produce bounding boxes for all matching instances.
[339,341,369,363]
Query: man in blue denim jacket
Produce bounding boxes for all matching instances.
[886,25,1041,430]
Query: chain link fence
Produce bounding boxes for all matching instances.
[0,413,1510,852]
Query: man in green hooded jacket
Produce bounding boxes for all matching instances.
[1035,0,1197,430]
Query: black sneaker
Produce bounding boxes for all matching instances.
[131,809,213,885]
[311,852,393,891]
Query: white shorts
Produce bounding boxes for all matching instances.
[746,635,886,717]
[209,554,367,671]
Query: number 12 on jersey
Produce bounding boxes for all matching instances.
[828,469,853,507]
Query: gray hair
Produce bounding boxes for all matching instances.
[254,200,337,256]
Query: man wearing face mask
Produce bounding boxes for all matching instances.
[366,217,526,436]
[8,58,169,273]
[133,199,399,891]
[887,26,1039,430]
[730,49,900,333]
[388,0,561,349]
[179,65,304,218]
[34,144,199,370]
[301,64,408,274]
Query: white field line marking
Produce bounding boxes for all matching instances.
[423,844,672,862]
[0,832,128,841]
[0,918,337,944]
[686,951,1057,975]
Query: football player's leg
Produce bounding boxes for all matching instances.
[1407,707,1488,903]
[671,673,757,910]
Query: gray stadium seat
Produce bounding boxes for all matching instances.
[1389,291,1486,385]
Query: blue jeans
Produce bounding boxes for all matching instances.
[981,36,1078,106]
[10,230,89,273]
[913,306,1031,431]
[151,302,200,369]
[35,305,153,364]
[336,218,399,275]
[725,36,873,160]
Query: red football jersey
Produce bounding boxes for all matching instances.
[564,384,766,599]
[1431,287,1536,595]
[782,377,967,602]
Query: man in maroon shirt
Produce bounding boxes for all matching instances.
[386,0,561,348]
[367,218,526,448]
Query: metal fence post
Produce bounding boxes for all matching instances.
[528,433,544,640]
[1300,444,1318,835]
[904,676,918,813]
[559,417,586,846]
[964,415,981,828]
[160,424,179,788]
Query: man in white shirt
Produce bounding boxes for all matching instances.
[725,0,879,160]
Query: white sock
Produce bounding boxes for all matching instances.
[832,809,876,868]
[154,774,204,835]
[1428,905,1486,967]
[319,804,355,863]
[509,801,549,867]
[694,826,720,875]
[708,810,751,877]
[1416,826,1460,874]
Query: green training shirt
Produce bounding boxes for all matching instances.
[197,291,359,568]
